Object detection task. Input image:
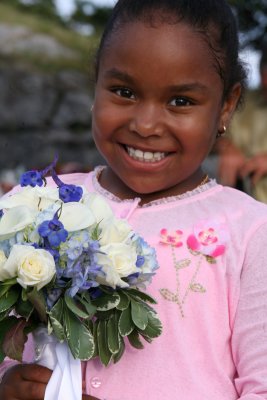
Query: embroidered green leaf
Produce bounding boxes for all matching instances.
[190,283,206,293]
[206,256,217,264]
[159,288,178,302]
[175,259,191,270]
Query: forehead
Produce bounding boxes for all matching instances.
[98,20,222,89]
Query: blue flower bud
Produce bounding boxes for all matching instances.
[20,170,43,187]
[59,184,83,203]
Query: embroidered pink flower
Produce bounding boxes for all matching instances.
[160,228,183,247]
[187,220,228,258]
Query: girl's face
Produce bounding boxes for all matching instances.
[92,20,240,201]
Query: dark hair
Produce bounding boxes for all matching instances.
[260,44,267,71]
[95,0,247,103]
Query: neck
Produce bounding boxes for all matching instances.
[98,167,208,205]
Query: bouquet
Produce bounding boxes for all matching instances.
[0,158,162,370]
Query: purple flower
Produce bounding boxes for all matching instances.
[38,216,68,247]
[0,210,3,218]
[20,170,43,187]
[51,170,83,203]
[20,155,59,188]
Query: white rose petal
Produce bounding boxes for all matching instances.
[59,202,96,231]
[2,244,56,289]
[0,187,59,211]
[82,193,113,221]
[0,206,37,240]
[99,217,133,246]
[0,250,8,280]
[96,243,138,288]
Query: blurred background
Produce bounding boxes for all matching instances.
[0,0,266,194]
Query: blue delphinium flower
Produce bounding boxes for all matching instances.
[0,210,3,218]
[20,155,58,188]
[20,170,43,187]
[38,213,68,247]
[51,170,83,203]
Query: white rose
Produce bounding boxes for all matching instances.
[82,193,113,221]
[0,206,37,240]
[0,186,59,211]
[99,217,133,246]
[0,250,7,280]
[59,202,96,231]
[1,244,56,290]
[96,243,139,288]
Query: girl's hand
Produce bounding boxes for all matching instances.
[241,153,267,184]
[0,364,52,399]
[217,139,246,186]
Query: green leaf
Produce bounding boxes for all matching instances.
[92,320,99,358]
[97,319,112,366]
[116,290,130,310]
[128,329,144,350]
[15,298,34,320]
[0,310,9,322]
[0,279,17,297]
[131,300,149,330]
[0,287,19,313]
[92,293,120,311]
[49,298,65,341]
[0,316,20,362]
[78,294,97,316]
[107,311,121,354]
[2,318,29,362]
[119,306,134,337]
[126,288,157,304]
[113,338,125,364]
[64,294,90,319]
[64,306,95,360]
[26,288,47,323]
[139,311,162,339]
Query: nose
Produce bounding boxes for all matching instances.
[129,102,164,137]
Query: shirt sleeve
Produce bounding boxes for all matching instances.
[232,222,267,399]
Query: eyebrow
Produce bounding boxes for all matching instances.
[104,68,135,84]
[104,68,209,93]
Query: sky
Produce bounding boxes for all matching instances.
[55,0,261,87]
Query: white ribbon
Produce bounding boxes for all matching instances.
[33,328,82,400]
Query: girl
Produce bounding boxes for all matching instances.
[1,0,267,399]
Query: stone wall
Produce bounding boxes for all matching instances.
[0,65,103,171]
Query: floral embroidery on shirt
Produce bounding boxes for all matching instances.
[160,228,183,247]
[159,220,228,317]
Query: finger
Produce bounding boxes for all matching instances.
[20,364,52,383]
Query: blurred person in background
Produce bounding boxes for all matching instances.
[215,44,267,202]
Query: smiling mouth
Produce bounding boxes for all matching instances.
[125,146,168,163]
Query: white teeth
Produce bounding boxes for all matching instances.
[126,146,166,162]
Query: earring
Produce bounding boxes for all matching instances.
[90,104,94,112]
[216,125,226,138]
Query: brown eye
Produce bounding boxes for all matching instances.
[169,97,192,106]
[113,87,135,99]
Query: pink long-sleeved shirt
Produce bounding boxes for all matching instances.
[2,167,267,400]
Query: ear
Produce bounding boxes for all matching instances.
[219,83,242,131]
